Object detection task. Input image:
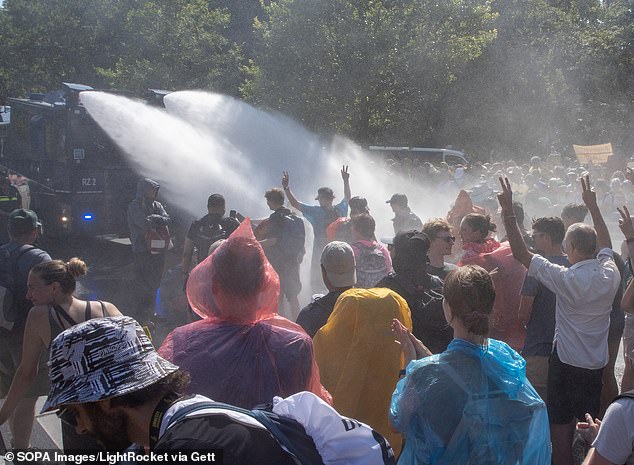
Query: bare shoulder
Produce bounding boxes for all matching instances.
[24,305,52,341]
[27,305,51,324]
[102,301,123,317]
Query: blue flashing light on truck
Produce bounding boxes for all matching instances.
[2,83,145,238]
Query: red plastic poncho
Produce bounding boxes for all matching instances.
[459,241,527,351]
[159,219,331,408]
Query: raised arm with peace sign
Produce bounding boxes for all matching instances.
[497,177,533,268]
[580,174,612,251]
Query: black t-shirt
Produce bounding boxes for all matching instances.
[187,214,226,262]
[376,273,452,354]
[154,408,297,465]
[296,290,345,338]
[426,262,457,280]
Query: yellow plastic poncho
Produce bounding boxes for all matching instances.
[314,287,412,456]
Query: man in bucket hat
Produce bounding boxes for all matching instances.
[44,316,398,465]
[41,316,299,462]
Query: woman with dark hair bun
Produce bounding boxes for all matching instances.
[390,265,550,465]
[0,258,122,447]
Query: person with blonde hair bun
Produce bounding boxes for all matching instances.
[0,257,122,448]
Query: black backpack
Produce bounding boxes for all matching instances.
[282,214,306,262]
[0,245,34,333]
[163,400,325,465]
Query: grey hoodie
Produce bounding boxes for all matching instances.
[127,178,170,253]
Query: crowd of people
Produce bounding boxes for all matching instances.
[0,153,633,465]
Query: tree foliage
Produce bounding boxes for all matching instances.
[434,0,634,158]
[1,0,633,159]
[96,0,243,95]
[245,0,498,144]
[0,0,244,99]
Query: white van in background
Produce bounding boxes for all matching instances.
[368,146,469,165]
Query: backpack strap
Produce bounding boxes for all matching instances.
[163,401,307,465]
[98,300,107,317]
[8,245,36,276]
[84,301,91,321]
[250,409,313,465]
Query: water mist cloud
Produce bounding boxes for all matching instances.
[81,90,455,238]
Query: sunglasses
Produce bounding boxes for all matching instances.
[437,236,456,243]
[56,407,77,427]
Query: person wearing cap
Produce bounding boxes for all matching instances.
[0,173,21,244]
[326,196,369,243]
[296,241,356,337]
[282,166,351,292]
[375,230,452,354]
[127,178,171,327]
[386,194,422,236]
[41,316,299,463]
[182,193,239,278]
[0,208,50,449]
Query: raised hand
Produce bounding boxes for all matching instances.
[497,177,513,213]
[341,165,350,182]
[392,318,416,365]
[391,318,432,365]
[580,174,598,209]
[617,205,634,239]
[576,413,602,445]
[282,171,289,189]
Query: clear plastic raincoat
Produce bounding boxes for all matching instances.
[390,338,551,465]
[158,219,330,408]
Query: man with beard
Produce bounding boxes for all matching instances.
[41,316,301,463]
[182,194,240,276]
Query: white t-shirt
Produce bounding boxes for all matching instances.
[528,248,620,369]
[592,397,634,465]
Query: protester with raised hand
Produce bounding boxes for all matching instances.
[617,205,634,392]
[498,175,620,465]
[282,166,351,293]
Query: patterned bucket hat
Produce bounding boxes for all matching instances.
[41,316,178,412]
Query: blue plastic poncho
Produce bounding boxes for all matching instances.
[390,338,551,465]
